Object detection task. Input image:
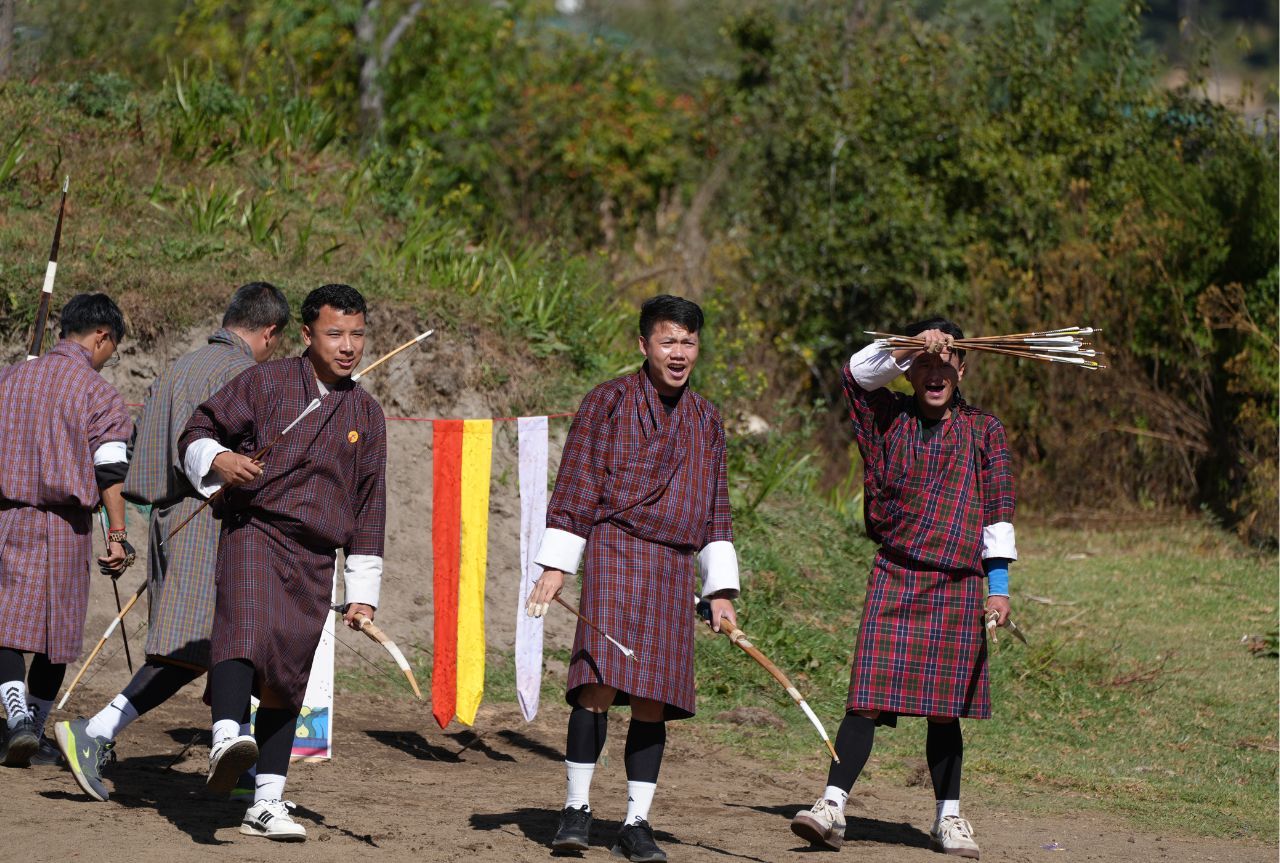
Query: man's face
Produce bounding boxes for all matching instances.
[302,306,365,383]
[639,319,700,397]
[905,347,965,419]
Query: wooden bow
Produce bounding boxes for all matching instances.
[350,611,422,699]
[26,176,69,360]
[697,599,840,763]
[58,578,147,710]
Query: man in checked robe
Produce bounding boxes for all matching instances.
[790,318,1017,860]
[56,282,290,802]
[176,283,386,842]
[526,294,740,863]
[0,293,133,768]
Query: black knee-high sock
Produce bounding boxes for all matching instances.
[565,705,608,763]
[209,659,254,725]
[26,653,65,701]
[254,707,297,779]
[121,660,203,715]
[926,720,963,801]
[0,647,25,685]
[826,713,876,793]
[623,719,666,783]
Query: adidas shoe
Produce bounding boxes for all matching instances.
[240,799,306,841]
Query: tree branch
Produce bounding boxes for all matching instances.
[381,0,424,63]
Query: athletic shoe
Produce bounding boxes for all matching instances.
[790,797,846,850]
[55,719,115,801]
[1,715,39,768]
[610,819,667,862]
[930,814,980,859]
[551,804,592,851]
[207,734,258,795]
[31,734,67,767]
[240,798,306,841]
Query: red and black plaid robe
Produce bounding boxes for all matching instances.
[0,341,132,663]
[178,355,386,710]
[550,366,734,719]
[842,360,1015,720]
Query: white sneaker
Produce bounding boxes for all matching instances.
[790,797,846,850]
[240,799,306,841]
[207,734,258,795]
[930,814,980,859]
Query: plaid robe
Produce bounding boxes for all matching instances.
[551,366,734,719]
[0,341,132,663]
[842,363,1015,720]
[179,355,387,709]
[124,329,255,669]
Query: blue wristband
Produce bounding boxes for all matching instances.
[983,557,1010,596]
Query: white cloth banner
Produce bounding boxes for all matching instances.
[515,416,549,722]
[292,563,337,761]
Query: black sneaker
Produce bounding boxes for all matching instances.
[551,805,592,852]
[1,716,39,767]
[55,718,116,801]
[30,734,66,768]
[611,819,667,862]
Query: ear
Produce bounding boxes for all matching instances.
[638,335,649,358]
[301,323,313,346]
[956,360,966,382]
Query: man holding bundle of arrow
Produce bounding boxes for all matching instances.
[525,294,739,863]
[790,318,1017,860]
[55,281,290,803]
[0,293,134,767]
[175,283,387,842]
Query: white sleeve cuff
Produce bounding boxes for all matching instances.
[699,540,740,599]
[93,440,128,466]
[982,522,1018,560]
[534,527,586,575]
[849,342,912,390]
[183,438,230,499]
[343,554,382,608]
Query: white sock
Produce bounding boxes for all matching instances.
[212,719,242,748]
[564,760,596,810]
[254,772,286,804]
[85,694,139,740]
[936,799,960,820]
[823,785,849,811]
[27,696,54,735]
[624,780,657,826]
[2,680,29,728]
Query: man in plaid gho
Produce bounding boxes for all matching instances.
[0,293,133,768]
[790,318,1016,860]
[526,294,739,863]
[56,282,290,803]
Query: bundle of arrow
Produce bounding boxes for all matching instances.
[866,326,1105,370]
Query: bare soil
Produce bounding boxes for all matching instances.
[6,678,1273,863]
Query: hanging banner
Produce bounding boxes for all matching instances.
[515,416,548,722]
[432,420,464,728]
[290,563,336,761]
[456,419,493,726]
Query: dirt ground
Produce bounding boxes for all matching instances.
[6,678,1273,863]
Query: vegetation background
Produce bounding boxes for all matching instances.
[0,0,1275,842]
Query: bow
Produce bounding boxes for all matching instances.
[335,604,422,699]
[697,599,840,763]
[26,176,69,360]
[57,578,147,710]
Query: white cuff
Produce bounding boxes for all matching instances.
[849,342,912,390]
[183,438,230,499]
[343,554,382,608]
[534,527,586,575]
[982,522,1018,560]
[699,540,740,599]
[93,440,128,466]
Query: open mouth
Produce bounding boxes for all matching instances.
[925,382,947,395]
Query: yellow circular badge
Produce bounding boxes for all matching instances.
[347,430,359,444]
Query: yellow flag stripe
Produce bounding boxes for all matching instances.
[456,419,493,725]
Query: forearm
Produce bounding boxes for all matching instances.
[100,483,126,531]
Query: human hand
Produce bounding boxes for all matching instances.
[526,569,565,617]
[707,597,737,632]
[918,328,954,356]
[984,595,1011,627]
[98,539,135,577]
[211,452,263,487]
[344,603,376,630]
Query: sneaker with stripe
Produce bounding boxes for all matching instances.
[240,799,306,841]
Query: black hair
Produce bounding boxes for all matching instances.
[301,284,366,326]
[639,294,704,339]
[59,293,125,343]
[904,315,965,360]
[222,282,290,331]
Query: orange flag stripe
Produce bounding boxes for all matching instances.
[431,419,464,728]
